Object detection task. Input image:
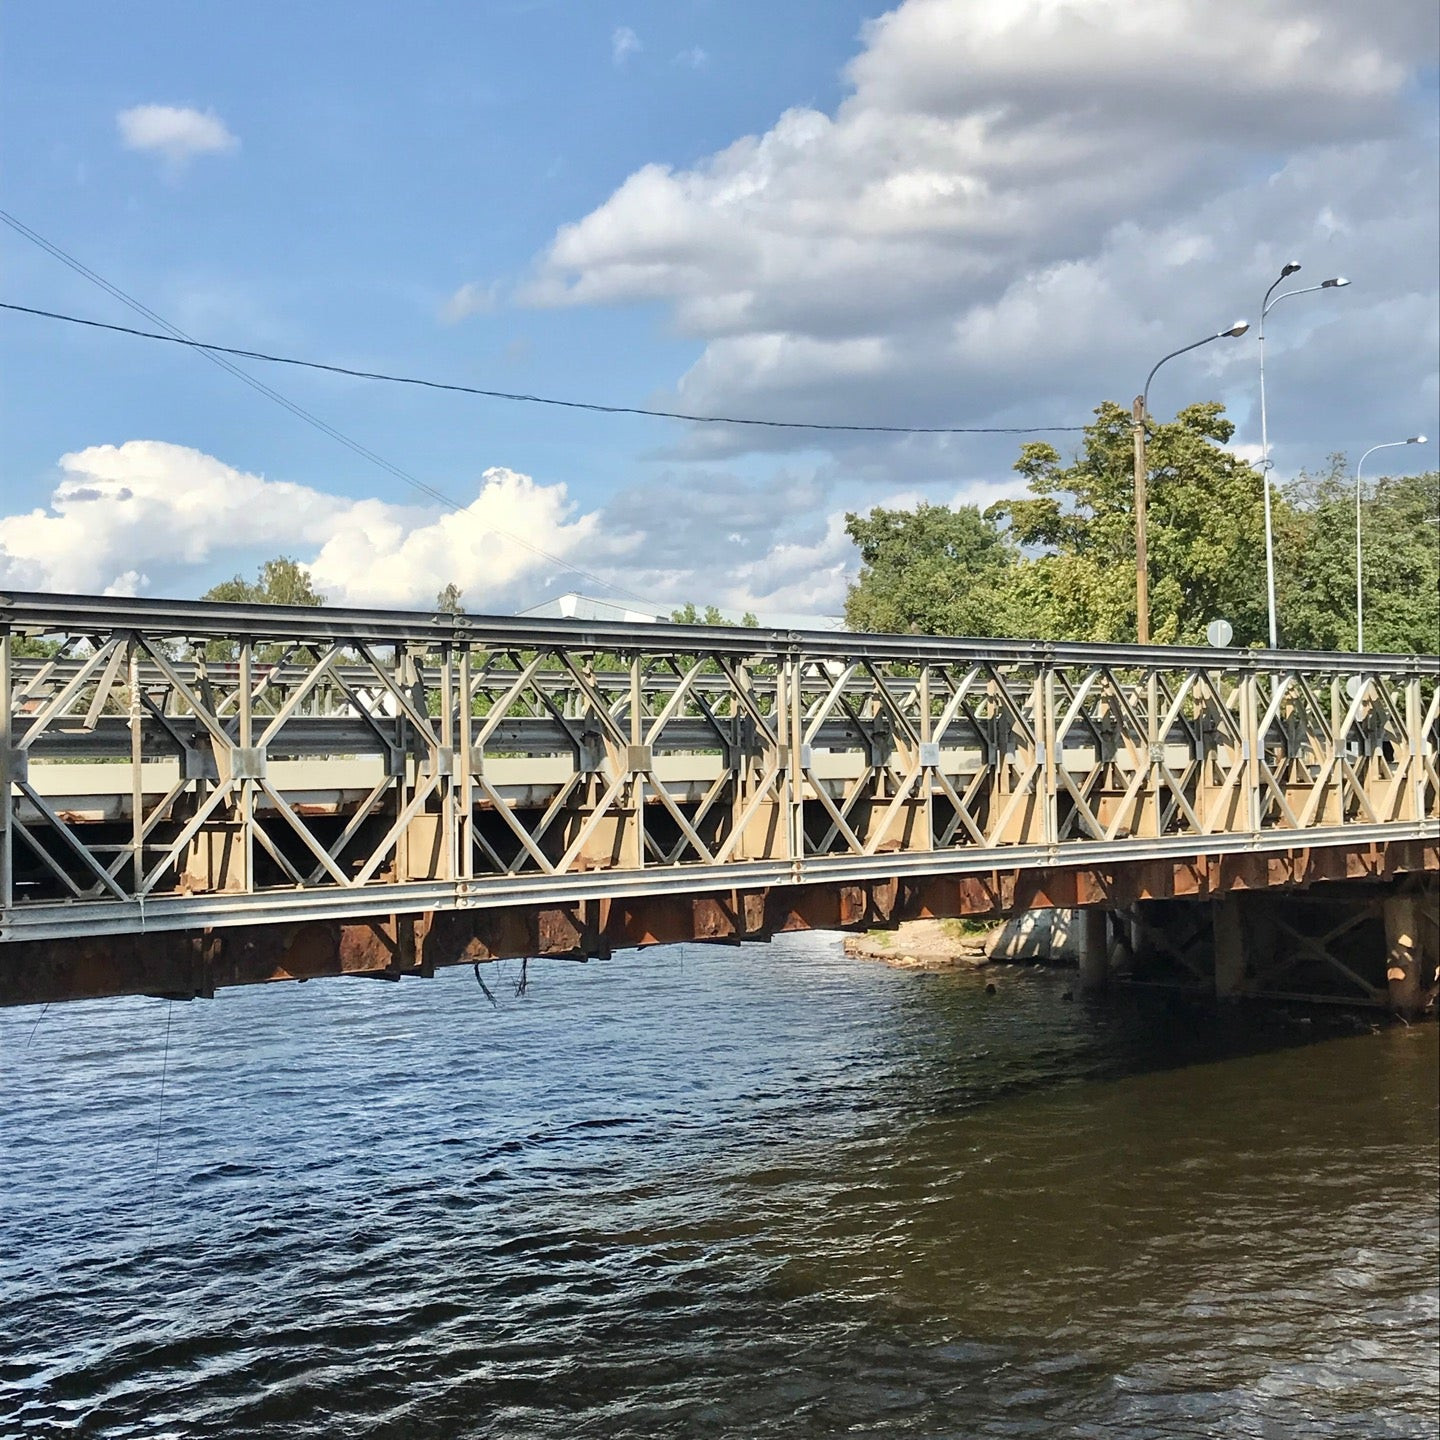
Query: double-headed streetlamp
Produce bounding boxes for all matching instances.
[1257,262,1350,647]
[1132,321,1250,644]
[1354,435,1429,651]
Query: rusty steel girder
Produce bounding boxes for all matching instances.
[2,837,1432,1007]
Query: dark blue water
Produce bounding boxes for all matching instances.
[2,934,1436,1437]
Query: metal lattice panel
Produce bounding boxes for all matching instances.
[2,590,1436,943]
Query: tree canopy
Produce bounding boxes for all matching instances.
[843,402,1438,652]
[843,502,1019,637]
[202,556,324,608]
[997,400,1269,645]
[1278,461,1439,654]
[670,602,759,627]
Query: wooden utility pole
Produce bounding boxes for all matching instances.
[1132,394,1150,645]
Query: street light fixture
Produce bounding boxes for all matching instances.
[1132,320,1250,645]
[1256,263,1351,647]
[1354,435,1429,651]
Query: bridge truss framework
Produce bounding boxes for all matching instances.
[2,592,1436,1007]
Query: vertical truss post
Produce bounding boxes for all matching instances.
[1145,667,1162,839]
[457,644,474,881]
[439,640,457,883]
[1405,675,1422,823]
[629,651,645,870]
[1242,668,1261,834]
[128,635,143,893]
[919,664,934,849]
[784,648,803,876]
[1041,662,1058,847]
[239,637,255,894]
[731,657,749,858]
[1,630,12,911]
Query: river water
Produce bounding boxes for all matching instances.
[2,934,1436,1438]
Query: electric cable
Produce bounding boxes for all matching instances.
[0,210,656,604]
[0,296,1085,435]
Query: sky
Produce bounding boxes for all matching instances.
[1,0,1436,620]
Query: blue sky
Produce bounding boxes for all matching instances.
[1,0,1436,616]
[3,3,869,499]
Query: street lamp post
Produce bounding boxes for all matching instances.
[1133,321,1250,644]
[1353,435,1428,651]
[1257,264,1350,647]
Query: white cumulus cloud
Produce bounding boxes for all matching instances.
[0,441,872,619]
[525,0,1438,479]
[0,442,345,595]
[307,466,612,610]
[116,104,239,169]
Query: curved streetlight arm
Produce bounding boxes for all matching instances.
[1260,272,1293,329]
[1141,333,1221,423]
[1130,322,1247,645]
[1353,437,1429,652]
[1261,282,1334,325]
[1356,440,1412,480]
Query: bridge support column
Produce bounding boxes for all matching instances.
[1384,895,1426,1016]
[1128,906,1153,970]
[1077,908,1110,992]
[1212,895,1247,999]
[1211,895,1278,999]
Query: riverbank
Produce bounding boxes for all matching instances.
[842,918,992,969]
[843,910,1086,970]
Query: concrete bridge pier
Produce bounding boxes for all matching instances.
[1077,908,1112,992]
[1210,894,1276,1001]
[1384,895,1437,1017]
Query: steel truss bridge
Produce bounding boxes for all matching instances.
[2,592,1436,1010]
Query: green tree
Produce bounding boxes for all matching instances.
[435,582,465,615]
[843,501,1019,636]
[1279,463,1439,653]
[669,603,759,627]
[203,556,325,608]
[841,402,1278,644]
[998,400,1269,644]
[199,556,324,661]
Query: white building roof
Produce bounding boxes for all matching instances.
[516,591,667,624]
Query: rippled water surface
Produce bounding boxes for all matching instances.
[3,934,1437,1438]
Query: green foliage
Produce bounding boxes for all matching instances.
[199,556,324,661]
[997,401,1269,645]
[670,602,760,627]
[10,634,61,658]
[845,401,1271,645]
[1279,463,1439,653]
[842,401,1436,653]
[202,556,325,608]
[843,502,1018,636]
[435,582,465,615]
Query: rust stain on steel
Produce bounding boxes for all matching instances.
[2,839,1434,1009]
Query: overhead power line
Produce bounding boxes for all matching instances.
[0,298,1086,437]
[0,209,655,605]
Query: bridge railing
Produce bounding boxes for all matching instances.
[2,591,1436,942]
